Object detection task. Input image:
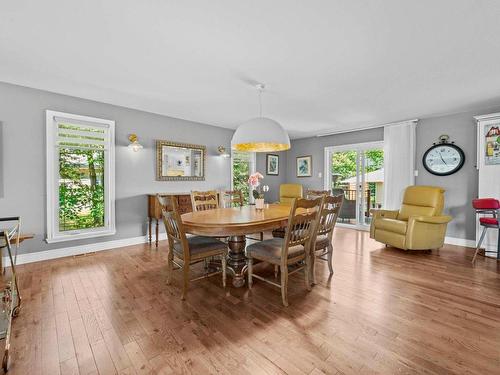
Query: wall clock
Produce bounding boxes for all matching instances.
[422,135,465,176]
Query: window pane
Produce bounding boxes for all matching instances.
[59,148,105,231]
[232,151,253,204]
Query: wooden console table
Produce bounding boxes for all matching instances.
[147,193,193,247]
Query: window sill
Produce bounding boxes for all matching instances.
[46,229,116,244]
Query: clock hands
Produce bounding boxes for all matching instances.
[439,153,448,166]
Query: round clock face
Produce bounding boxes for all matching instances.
[423,144,465,176]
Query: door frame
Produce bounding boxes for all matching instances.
[324,141,384,230]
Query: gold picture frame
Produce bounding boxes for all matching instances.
[156,140,206,181]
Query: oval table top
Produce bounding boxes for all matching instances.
[181,204,291,236]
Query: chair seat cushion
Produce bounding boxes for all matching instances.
[246,238,305,262]
[315,235,330,250]
[374,218,408,235]
[479,217,499,226]
[173,236,226,258]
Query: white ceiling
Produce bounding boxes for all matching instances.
[2,0,500,138]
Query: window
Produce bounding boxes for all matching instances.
[46,110,115,243]
[231,150,256,204]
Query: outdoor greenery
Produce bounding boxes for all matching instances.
[331,149,384,213]
[331,149,384,185]
[59,148,105,231]
[232,155,251,204]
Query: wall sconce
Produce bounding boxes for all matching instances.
[128,134,143,152]
[217,146,230,158]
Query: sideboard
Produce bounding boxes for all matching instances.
[147,193,193,247]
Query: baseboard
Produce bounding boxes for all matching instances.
[3,233,168,267]
[444,236,476,248]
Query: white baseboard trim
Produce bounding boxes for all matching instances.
[3,233,168,267]
[444,236,476,248]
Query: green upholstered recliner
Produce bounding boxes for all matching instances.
[370,186,452,250]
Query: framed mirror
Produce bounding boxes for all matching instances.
[156,140,206,181]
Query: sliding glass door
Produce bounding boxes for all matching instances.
[325,142,384,228]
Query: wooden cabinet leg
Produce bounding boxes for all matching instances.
[155,219,159,247]
[148,217,152,244]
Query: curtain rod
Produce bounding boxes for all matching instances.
[316,119,419,137]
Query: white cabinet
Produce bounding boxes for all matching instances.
[474,113,500,257]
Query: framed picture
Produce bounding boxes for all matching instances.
[156,140,206,181]
[484,123,500,165]
[296,155,312,177]
[266,154,279,175]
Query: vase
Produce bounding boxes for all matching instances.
[255,198,265,210]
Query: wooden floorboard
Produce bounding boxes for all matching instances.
[5,228,500,374]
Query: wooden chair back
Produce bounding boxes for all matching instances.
[221,190,244,208]
[191,190,219,212]
[282,197,323,259]
[316,195,343,240]
[157,195,189,260]
[306,189,330,199]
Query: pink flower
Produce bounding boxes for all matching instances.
[248,172,264,188]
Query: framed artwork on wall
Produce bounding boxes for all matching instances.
[296,155,312,177]
[156,140,206,181]
[266,154,279,175]
[484,123,500,165]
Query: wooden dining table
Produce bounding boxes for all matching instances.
[181,204,291,287]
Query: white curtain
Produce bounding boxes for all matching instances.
[383,120,418,210]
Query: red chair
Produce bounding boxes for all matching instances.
[472,198,500,264]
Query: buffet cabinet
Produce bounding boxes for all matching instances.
[147,193,193,247]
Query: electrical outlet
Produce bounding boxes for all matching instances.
[318,172,322,178]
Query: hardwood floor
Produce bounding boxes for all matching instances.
[6,228,500,374]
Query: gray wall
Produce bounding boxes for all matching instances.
[0,82,233,254]
[285,128,384,190]
[415,106,500,240]
[256,151,288,202]
[284,108,500,241]
[2,81,497,254]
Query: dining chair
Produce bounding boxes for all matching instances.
[221,190,243,208]
[157,194,227,300]
[306,189,330,199]
[222,189,264,241]
[311,194,343,284]
[246,197,324,306]
[191,190,219,212]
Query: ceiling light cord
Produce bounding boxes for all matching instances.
[257,83,265,118]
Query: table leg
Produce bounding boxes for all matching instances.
[227,235,247,287]
[155,219,159,248]
[148,217,152,245]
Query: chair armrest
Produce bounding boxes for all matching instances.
[370,209,399,219]
[409,215,452,225]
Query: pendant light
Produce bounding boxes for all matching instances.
[231,84,290,152]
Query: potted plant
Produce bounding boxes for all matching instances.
[248,172,269,209]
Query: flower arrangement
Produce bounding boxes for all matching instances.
[248,172,269,200]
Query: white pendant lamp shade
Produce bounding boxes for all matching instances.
[231,117,290,152]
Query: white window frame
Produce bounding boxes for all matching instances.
[46,110,116,243]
